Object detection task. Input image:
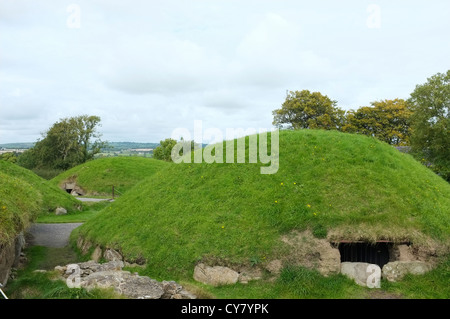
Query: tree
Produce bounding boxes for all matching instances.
[71,115,105,163]
[17,149,38,169]
[153,138,178,162]
[342,99,412,146]
[153,138,198,162]
[408,70,450,181]
[272,90,345,130]
[0,152,18,163]
[23,115,106,170]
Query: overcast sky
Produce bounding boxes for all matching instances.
[1,0,449,143]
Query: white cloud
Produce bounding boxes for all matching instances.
[1,0,449,143]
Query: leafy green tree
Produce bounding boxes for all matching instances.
[343,99,412,146]
[0,152,18,163]
[71,115,105,163]
[153,138,198,162]
[22,115,106,170]
[408,71,450,181]
[153,138,178,162]
[17,149,38,169]
[272,90,345,130]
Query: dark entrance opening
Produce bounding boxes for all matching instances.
[338,242,391,268]
[66,189,73,194]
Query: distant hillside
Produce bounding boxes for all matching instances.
[0,142,35,149]
[0,141,209,151]
[104,142,159,151]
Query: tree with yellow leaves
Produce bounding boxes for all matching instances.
[342,99,412,146]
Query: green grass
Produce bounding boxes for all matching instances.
[198,266,368,299]
[383,255,450,298]
[36,201,111,223]
[0,161,81,244]
[0,171,41,244]
[0,161,81,214]
[197,258,450,299]
[4,246,122,299]
[51,156,169,195]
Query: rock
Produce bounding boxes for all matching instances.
[1,233,27,286]
[265,260,283,275]
[55,207,68,215]
[160,281,197,299]
[81,270,165,299]
[124,261,146,268]
[238,267,263,284]
[103,249,123,261]
[161,281,182,299]
[91,246,102,262]
[193,263,239,286]
[13,232,26,267]
[382,261,432,282]
[340,262,381,288]
[33,269,47,273]
[76,237,84,250]
[397,245,416,261]
[59,260,195,299]
[316,242,341,276]
[54,265,67,274]
[115,273,165,299]
[176,289,197,299]
[77,260,124,277]
[280,230,341,276]
[79,240,92,255]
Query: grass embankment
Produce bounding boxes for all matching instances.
[51,157,170,196]
[73,130,450,298]
[0,161,81,244]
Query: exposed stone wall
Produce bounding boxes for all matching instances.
[280,230,341,276]
[0,232,25,286]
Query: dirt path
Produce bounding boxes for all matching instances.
[27,223,83,248]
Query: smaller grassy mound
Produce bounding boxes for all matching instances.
[0,161,80,214]
[51,157,170,196]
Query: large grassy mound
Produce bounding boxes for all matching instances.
[75,130,450,280]
[52,157,169,196]
[0,161,80,244]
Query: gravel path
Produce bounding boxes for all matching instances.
[27,223,83,248]
[77,197,112,202]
